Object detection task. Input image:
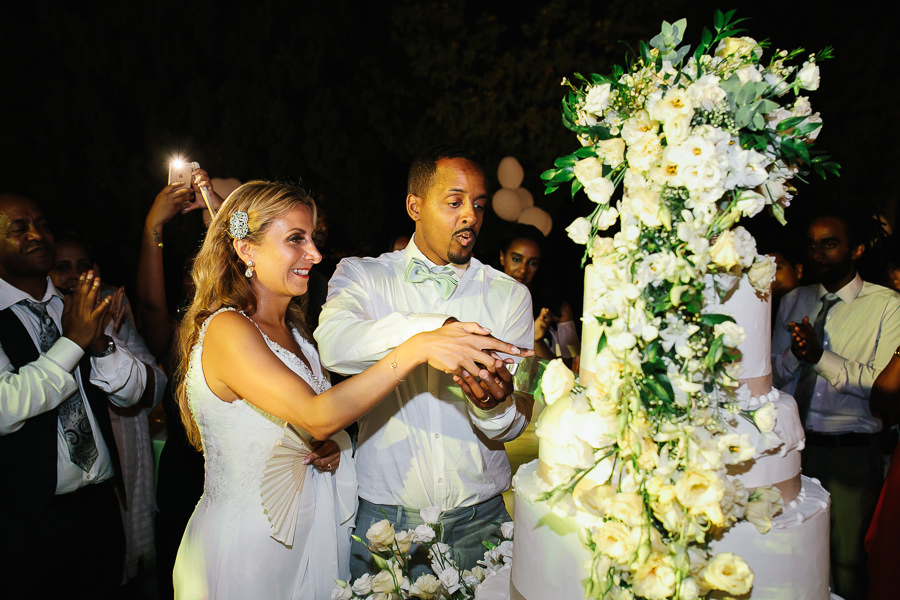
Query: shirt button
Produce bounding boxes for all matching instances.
[434,433,440,439]
[438,477,444,483]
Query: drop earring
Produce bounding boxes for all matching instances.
[245,260,255,278]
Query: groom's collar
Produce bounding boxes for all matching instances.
[405,233,469,279]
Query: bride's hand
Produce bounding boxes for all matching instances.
[306,439,341,473]
[408,321,532,377]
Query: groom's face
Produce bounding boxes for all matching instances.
[406,158,487,266]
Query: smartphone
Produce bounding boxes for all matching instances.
[168,160,194,190]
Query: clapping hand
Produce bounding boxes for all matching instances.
[789,317,823,364]
[61,271,112,351]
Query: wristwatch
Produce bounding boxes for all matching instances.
[91,335,116,358]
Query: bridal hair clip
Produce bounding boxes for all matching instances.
[229,211,249,239]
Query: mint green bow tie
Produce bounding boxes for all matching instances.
[405,257,458,300]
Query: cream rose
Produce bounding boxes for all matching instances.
[591,520,641,564]
[745,486,784,533]
[714,36,761,60]
[371,570,397,593]
[540,358,576,406]
[411,524,435,544]
[366,519,396,551]
[748,255,777,294]
[566,217,592,245]
[798,59,820,91]
[752,401,777,433]
[675,468,725,514]
[632,553,677,599]
[409,574,441,599]
[702,552,754,595]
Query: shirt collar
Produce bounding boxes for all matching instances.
[817,272,863,305]
[406,233,469,279]
[0,276,62,311]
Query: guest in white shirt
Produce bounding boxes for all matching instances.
[772,211,900,600]
[0,194,151,598]
[315,146,534,577]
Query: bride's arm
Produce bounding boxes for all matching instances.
[201,310,526,440]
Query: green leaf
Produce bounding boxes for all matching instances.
[699,313,735,327]
[596,330,608,354]
[777,116,808,132]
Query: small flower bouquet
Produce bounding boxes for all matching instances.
[332,508,513,600]
[531,10,837,600]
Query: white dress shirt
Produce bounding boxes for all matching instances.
[315,235,534,510]
[772,274,900,434]
[0,277,148,493]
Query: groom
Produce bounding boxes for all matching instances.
[315,145,534,576]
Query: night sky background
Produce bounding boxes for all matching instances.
[1,0,895,310]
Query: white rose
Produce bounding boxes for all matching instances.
[735,65,763,83]
[408,574,441,599]
[702,552,754,595]
[686,74,726,110]
[540,358,576,406]
[735,189,766,218]
[411,524,436,543]
[419,506,441,525]
[748,255,777,294]
[752,402,777,433]
[371,570,397,593]
[437,568,461,594]
[584,83,612,115]
[662,112,692,146]
[566,217,592,245]
[596,137,626,168]
[351,573,374,595]
[632,553,677,599]
[366,519,396,551]
[797,59,820,91]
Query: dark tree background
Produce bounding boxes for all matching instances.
[1,0,895,302]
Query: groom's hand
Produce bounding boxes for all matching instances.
[306,439,341,473]
[454,353,514,411]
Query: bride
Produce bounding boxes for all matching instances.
[171,181,525,599]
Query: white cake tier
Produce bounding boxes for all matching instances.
[511,461,831,600]
[710,475,831,600]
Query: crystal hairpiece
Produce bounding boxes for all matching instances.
[229,211,249,239]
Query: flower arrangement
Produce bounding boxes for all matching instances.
[531,10,837,600]
[332,508,513,600]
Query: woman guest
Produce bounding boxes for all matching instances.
[172,181,527,599]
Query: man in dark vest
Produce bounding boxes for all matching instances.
[0,194,151,598]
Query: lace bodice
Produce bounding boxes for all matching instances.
[185,308,330,514]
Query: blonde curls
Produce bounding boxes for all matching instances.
[174,181,317,450]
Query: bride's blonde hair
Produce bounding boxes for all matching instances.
[174,181,317,449]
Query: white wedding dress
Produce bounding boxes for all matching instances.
[173,309,356,599]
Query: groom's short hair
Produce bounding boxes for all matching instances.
[407,145,483,198]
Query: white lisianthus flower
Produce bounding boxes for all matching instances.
[366,519,396,551]
[408,574,441,599]
[370,593,393,600]
[715,36,762,60]
[541,358,576,406]
[648,88,693,124]
[411,524,435,544]
[745,486,784,533]
[662,112,692,146]
[702,552,754,595]
[734,65,763,83]
[632,553,678,600]
[584,177,616,205]
[626,132,664,173]
[748,255,777,294]
[500,521,514,540]
[371,570,397,593]
[437,567,462,594]
[717,432,756,464]
[732,226,758,268]
[735,189,766,218]
[675,468,725,518]
[596,137,626,168]
[591,520,641,564]
[590,234,615,259]
[607,491,645,527]
[797,59,820,90]
[714,320,745,348]
[594,206,619,231]
[686,74,727,110]
[351,573,374,595]
[709,230,741,270]
[394,529,413,554]
[621,110,659,146]
[623,187,662,227]
[420,506,441,525]
[566,217,592,245]
[584,83,612,115]
[752,402,778,433]
[331,582,353,600]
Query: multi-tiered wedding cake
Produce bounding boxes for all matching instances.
[507,11,838,600]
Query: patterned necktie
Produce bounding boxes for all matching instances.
[19,299,98,471]
[793,293,841,429]
[405,257,459,300]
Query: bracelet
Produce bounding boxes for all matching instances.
[389,348,406,383]
[894,346,900,358]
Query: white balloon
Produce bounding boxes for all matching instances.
[497,156,524,189]
[492,188,523,222]
[516,186,534,208]
[518,206,552,236]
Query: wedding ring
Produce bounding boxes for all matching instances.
[327,463,332,470]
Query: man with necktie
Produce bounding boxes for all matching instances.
[0,194,151,598]
[772,210,900,600]
[315,146,534,577]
